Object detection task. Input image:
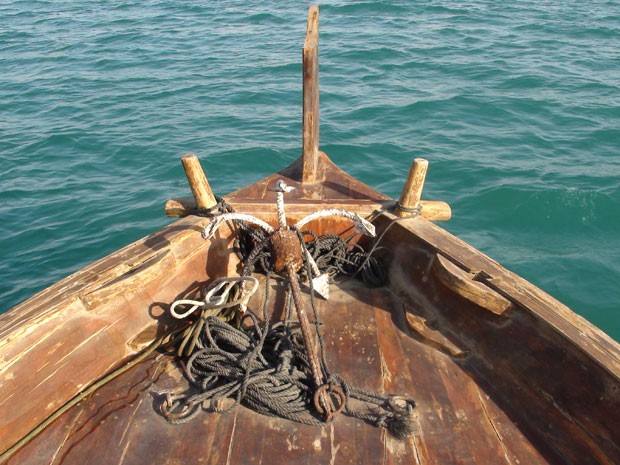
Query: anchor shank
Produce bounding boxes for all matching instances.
[285,261,325,389]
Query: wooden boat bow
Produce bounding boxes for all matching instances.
[1,6,619,465]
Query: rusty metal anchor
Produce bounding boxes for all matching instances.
[202,179,376,420]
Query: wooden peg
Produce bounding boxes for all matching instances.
[396,158,429,218]
[302,6,319,183]
[417,200,452,221]
[180,153,217,210]
[164,197,195,217]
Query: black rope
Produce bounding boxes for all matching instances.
[160,306,416,436]
[161,275,328,426]
[303,231,387,287]
[235,229,388,288]
[192,196,234,217]
[164,202,415,438]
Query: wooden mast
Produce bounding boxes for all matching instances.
[302,6,319,183]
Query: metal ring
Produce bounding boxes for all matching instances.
[161,397,197,421]
[313,383,346,421]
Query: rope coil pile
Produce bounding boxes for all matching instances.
[161,276,416,437]
[160,196,416,439]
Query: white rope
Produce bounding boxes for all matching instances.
[170,300,206,319]
[276,191,287,229]
[202,214,274,240]
[295,209,376,237]
[170,276,260,319]
[273,179,295,229]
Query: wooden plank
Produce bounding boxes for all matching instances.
[314,283,385,464]
[374,212,620,376]
[371,291,421,464]
[432,254,513,315]
[6,354,241,465]
[473,384,553,465]
[382,295,552,465]
[165,196,449,221]
[380,216,620,464]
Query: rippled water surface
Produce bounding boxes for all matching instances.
[1,1,619,340]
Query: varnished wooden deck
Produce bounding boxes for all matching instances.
[8,278,558,465]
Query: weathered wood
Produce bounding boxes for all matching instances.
[9,279,570,465]
[376,211,620,376]
[432,253,513,315]
[377,211,620,464]
[415,200,451,221]
[0,217,239,457]
[404,305,466,357]
[164,196,387,220]
[396,158,429,217]
[164,196,195,217]
[165,196,449,221]
[302,6,319,183]
[4,179,620,464]
[181,153,217,209]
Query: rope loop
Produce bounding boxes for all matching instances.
[193,196,234,217]
[159,201,415,439]
[170,299,205,319]
[169,276,259,320]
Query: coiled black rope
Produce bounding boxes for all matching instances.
[160,203,414,437]
[234,229,387,288]
[160,295,415,435]
[301,232,387,287]
[161,313,328,426]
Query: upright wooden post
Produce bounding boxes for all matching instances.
[302,6,320,183]
[396,158,429,217]
[180,153,217,210]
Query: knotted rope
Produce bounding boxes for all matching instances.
[160,236,415,438]
[160,275,416,437]
[159,192,416,438]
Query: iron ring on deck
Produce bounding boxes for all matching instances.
[313,383,346,421]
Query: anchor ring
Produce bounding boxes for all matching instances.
[313,383,346,421]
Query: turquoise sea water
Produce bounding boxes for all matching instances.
[1,1,619,340]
